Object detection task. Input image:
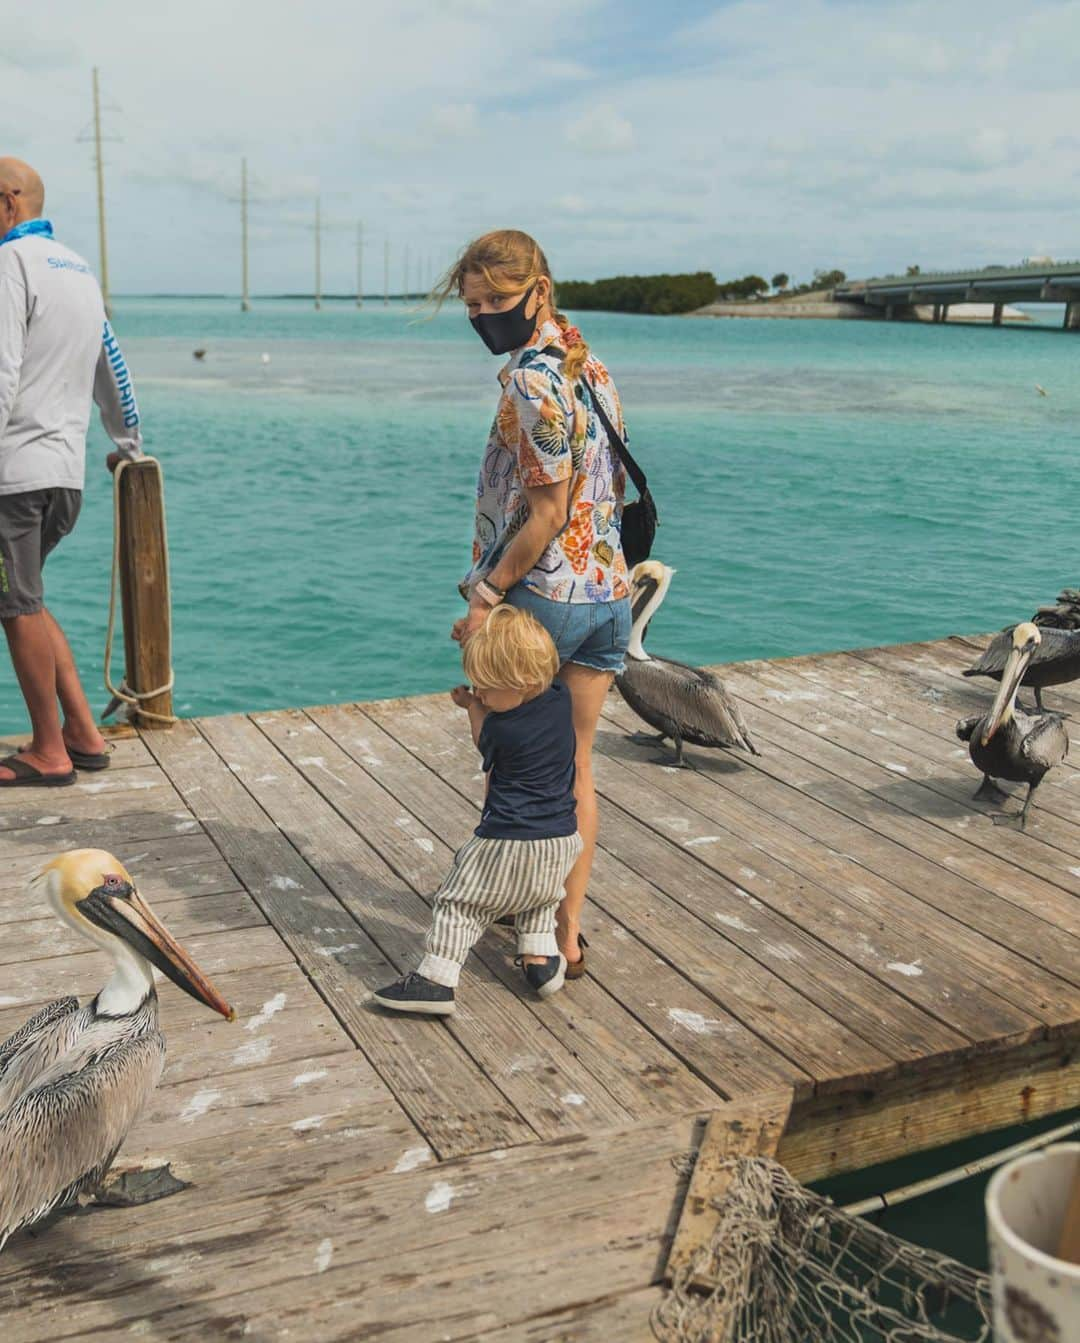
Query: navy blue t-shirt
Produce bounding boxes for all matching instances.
[475,680,577,840]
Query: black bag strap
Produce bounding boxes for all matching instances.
[532,345,649,497]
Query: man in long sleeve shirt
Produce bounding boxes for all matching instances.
[0,157,143,785]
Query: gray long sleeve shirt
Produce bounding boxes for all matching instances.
[0,229,142,496]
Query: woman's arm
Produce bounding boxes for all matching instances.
[453,478,569,643]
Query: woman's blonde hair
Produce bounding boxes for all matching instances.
[463,605,560,692]
[432,229,590,380]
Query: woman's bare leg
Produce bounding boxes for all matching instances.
[556,662,613,964]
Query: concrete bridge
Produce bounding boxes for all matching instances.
[834,261,1080,327]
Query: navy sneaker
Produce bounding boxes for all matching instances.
[516,954,567,999]
[372,972,455,1016]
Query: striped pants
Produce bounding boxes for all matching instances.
[418,833,584,988]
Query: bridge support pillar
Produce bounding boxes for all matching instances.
[885,303,896,321]
[932,304,943,323]
[1065,302,1080,330]
[992,303,1004,327]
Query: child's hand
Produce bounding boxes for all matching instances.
[450,684,476,710]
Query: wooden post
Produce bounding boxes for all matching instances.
[118,460,173,728]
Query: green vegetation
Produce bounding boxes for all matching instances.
[557,271,718,315]
[718,274,768,299]
[771,272,790,291]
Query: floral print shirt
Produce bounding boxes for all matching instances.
[463,318,629,604]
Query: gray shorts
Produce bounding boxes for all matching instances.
[0,488,82,619]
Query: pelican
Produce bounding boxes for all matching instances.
[616,562,758,767]
[963,621,1080,711]
[0,849,234,1250]
[956,623,1068,829]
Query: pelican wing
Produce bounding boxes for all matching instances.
[622,658,758,752]
[0,1030,165,1248]
[1020,713,1069,771]
[964,627,1080,677]
[0,998,85,1114]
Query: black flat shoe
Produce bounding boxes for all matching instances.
[515,954,567,999]
[372,972,455,1016]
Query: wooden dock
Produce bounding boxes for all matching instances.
[1,633,1079,1340]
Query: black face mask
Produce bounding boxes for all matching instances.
[470,286,537,355]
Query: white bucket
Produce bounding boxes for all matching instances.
[985,1143,1080,1342]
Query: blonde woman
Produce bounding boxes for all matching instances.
[442,229,631,980]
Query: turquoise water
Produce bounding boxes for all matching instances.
[4,298,1079,731]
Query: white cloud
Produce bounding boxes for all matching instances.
[565,104,635,154]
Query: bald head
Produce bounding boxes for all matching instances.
[0,158,45,222]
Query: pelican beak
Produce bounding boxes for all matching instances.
[79,880,236,1020]
[981,641,1035,747]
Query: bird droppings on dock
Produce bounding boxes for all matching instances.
[668,1008,722,1035]
[562,1093,586,1107]
[233,1036,272,1066]
[291,1115,325,1132]
[246,993,287,1031]
[715,913,755,932]
[35,815,61,825]
[684,835,722,848]
[270,875,300,890]
[424,1181,456,1213]
[314,1239,334,1274]
[316,943,360,957]
[179,1089,223,1123]
[292,1070,329,1088]
[394,1146,433,1173]
[887,960,924,977]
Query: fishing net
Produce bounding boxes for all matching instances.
[653,1156,993,1343]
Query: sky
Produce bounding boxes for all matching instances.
[3,0,1079,295]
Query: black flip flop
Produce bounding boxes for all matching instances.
[68,746,113,772]
[20,742,113,771]
[0,756,77,788]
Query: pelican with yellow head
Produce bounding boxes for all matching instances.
[956,623,1069,829]
[0,849,234,1250]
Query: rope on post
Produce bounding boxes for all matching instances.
[103,456,177,726]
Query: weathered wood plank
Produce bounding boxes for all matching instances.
[0,963,352,1089]
[779,1032,1080,1183]
[261,704,719,1120]
[0,765,177,825]
[0,836,238,907]
[143,719,535,1158]
[0,890,264,966]
[601,691,1080,1028]
[0,925,292,1013]
[0,807,204,861]
[665,1090,794,1292]
[309,702,805,1104]
[370,696,895,1092]
[723,656,1080,876]
[0,1112,701,1341]
[198,711,636,1138]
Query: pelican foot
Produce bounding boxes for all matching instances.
[628,731,668,747]
[86,1163,192,1208]
[990,811,1027,831]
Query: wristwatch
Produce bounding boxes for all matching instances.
[474,578,506,607]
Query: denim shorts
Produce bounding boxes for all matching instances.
[505,584,631,675]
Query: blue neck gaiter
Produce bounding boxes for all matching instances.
[0,218,54,247]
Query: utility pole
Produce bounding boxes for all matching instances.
[356,220,363,309]
[314,196,322,311]
[91,67,110,317]
[384,238,389,307]
[240,157,251,312]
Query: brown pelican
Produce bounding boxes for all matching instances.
[0,849,234,1250]
[963,621,1080,711]
[616,561,758,767]
[956,623,1068,829]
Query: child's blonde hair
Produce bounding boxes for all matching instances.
[463,605,560,692]
[431,229,590,381]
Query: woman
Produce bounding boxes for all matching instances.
[440,229,631,979]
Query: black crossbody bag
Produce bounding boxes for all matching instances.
[536,345,658,567]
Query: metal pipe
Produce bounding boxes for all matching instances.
[842,1116,1080,1218]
